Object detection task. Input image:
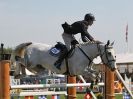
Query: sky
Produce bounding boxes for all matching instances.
[0,0,133,54]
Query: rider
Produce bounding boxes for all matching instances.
[54,13,96,69]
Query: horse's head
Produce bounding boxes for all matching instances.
[100,40,116,71]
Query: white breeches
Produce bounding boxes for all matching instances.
[62,32,76,50]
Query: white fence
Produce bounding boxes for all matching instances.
[11,83,104,89]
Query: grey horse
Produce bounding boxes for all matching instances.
[10,40,116,80]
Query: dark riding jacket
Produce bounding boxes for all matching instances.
[62,20,94,42]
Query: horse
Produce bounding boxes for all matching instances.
[10,40,116,80]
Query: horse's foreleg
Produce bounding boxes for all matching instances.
[82,71,96,81]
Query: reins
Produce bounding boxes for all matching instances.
[77,45,93,66]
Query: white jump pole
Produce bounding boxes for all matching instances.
[115,69,133,98]
[11,83,104,89]
[11,91,67,96]
[78,75,97,99]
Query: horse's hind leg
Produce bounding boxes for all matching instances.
[14,64,26,79]
[21,64,26,75]
[35,64,46,72]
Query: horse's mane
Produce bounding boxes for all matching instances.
[77,41,103,47]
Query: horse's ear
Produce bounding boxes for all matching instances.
[110,41,114,46]
[107,40,110,46]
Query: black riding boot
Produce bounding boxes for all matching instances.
[54,49,67,70]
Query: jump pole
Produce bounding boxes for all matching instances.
[0,44,10,99]
[105,65,115,99]
[11,83,104,89]
[67,76,76,99]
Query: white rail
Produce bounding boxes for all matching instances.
[11,83,104,89]
[11,91,67,96]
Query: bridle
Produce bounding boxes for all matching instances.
[77,42,116,68]
[96,43,116,67]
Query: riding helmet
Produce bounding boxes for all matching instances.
[84,13,95,21]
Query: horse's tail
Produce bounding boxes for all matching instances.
[14,42,32,57]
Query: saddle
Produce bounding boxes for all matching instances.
[54,41,78,58]
[51,41,78,74]
[50,42,68,57]
[55,42,67,50]
[53,42,75,73]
